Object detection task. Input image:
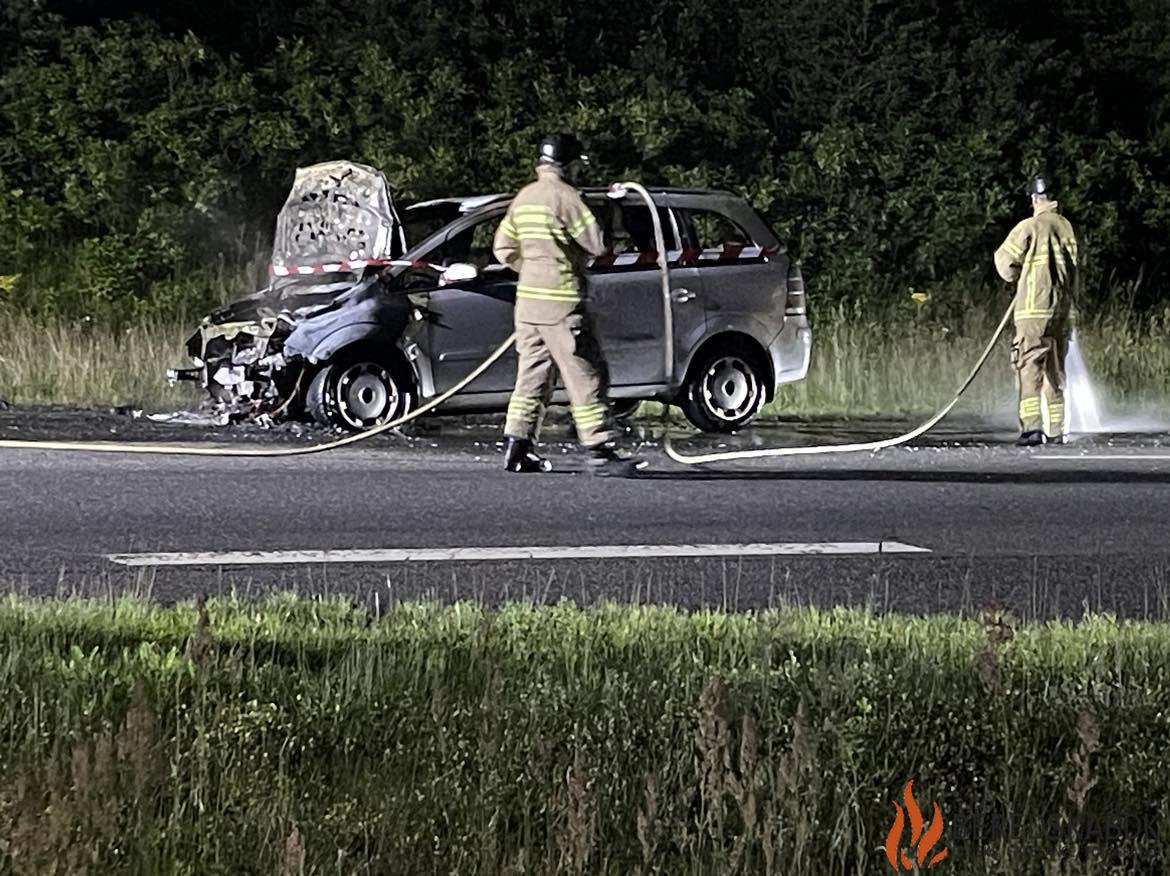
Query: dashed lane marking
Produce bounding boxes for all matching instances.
[105,541,931,567]
[1040,454,1170,461]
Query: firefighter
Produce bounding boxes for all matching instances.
[493,133,645,476]
[994,174,1079,446]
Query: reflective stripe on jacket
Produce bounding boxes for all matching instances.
[493,164,607,324]
[993,200,1078,320]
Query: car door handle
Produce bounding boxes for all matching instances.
[672,288,696,303]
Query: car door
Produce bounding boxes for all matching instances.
[677,206,785,329]
[416,210,519,394]
[585,196,706,388]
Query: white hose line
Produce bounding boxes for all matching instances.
[664,303,1014,464]
[0,334,516,457]
[610,181,673,379]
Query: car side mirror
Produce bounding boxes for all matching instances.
[440,262,479,285]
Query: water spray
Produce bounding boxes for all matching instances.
[1065,331,1104,434]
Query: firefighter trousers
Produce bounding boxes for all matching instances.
[504,313,614,447]
[1012,316,1068,435]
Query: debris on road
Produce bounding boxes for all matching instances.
[147,410,232,427]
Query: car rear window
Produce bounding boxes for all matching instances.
[674,208,780,265]
[680,209,755,250]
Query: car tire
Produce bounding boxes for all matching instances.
[305,349,416,431]
[678,346,768,433]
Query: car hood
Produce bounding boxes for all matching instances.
[270,160,402,272]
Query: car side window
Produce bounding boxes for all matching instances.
[683,210,754,251]
[590,201,678,254]
[429,214,506,269]
[467,217,502,268]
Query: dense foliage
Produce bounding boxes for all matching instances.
[3,597,1170,873]
[2,0,1168,320]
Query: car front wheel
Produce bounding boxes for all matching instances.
[306,351,416,431]
[678,348,768,433]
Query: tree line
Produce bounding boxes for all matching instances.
[1,0,1167,320]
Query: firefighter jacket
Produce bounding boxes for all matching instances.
[994,200,1079,321]
[493,164,607,324]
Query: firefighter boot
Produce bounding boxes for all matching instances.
[586,442,647,478]
[1015,430,1044,447]
[503,437,552,473]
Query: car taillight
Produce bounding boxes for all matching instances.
[785,263,807,317]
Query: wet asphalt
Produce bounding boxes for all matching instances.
[3,405,1170,619]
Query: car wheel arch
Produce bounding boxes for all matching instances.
[679,331,775,403]
[289,321,400,365]
[303,338,420,431]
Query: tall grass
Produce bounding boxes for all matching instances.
[768,300,1170,419]
[2,596,1169,874]
[0,250,264,410]
[0,310,194,409]
[769,300,1017,418]
[1072,306,1170,411]
[2,298,1168,420]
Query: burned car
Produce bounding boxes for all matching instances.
[170,161,811,433]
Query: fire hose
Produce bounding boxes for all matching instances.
[0,334,516,457]
[663,300,1015,464]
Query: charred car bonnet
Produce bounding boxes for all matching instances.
[169,161,811,433]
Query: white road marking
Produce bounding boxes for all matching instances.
[1040,454,1170,461]
[105,541,931,567]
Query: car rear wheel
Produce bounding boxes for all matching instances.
[679,347,768,433]
[306,351,416,431]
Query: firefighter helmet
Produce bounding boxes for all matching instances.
[538,133,589,167]
[1026,174,1057,198]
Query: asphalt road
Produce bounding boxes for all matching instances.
[3,409,1170,619]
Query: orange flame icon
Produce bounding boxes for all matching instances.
[885,780,948,870]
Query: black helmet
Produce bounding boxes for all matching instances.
[1026,174,1057,198]
[538,133,588,166]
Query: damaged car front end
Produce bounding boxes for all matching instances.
[169,160,423,426]
[171,273,410,424]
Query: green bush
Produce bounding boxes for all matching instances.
[1,2,1168,320]
[2,596,1169,874]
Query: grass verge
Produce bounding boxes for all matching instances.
[766,300,1170,419]
[2,596,1169,874]
[0,310,195,411]
[2,302,1169,420]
